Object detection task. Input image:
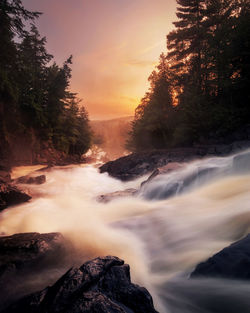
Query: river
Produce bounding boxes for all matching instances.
[1,149,250,313]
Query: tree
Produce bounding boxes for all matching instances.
[128,0,250,151]
[127,54,176,150]
[17,25,53,128]
[0,0,92,160]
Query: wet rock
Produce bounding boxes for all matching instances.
[97,188,137,203]
[5,256,158,313]
[0,183,31,211]
[16,174,46,185]
[191,234,250,280]
[0,232,66,280]
[100,142,250,181]
[99,149,196,181]
[0,232,69,310]
[141,162,184,187]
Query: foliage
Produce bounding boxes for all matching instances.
[0,0,92,158]
[128,0,250,151]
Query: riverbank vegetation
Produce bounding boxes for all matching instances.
[128,0,250,151]
[0,0,92,162]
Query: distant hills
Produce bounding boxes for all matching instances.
[90,116,133,160]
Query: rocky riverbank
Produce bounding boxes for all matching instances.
[191,234,250,280]
[100,140,250,181]
[0,232,158,313]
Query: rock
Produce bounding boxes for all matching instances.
[0,183,31,211]
[99,149,189,181]
[0,232,66,280]
[141,162,184,187]
[100,142,250,181]
[0,232,68,310]
[5,256,158,313]
[97,188,137,203]
[16,174,46,185]
[190,234,250,280]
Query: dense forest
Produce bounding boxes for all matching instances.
[0,0,91,163]
[128,0,250,151]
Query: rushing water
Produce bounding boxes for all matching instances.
[1,150,250,312]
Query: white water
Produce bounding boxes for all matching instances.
[1,150,250,312]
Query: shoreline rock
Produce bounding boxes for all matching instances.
[190,234,250,280]
[4,255,158,313]
[0,232,69,310]
[100,141,250,181]
[0,232,67,279]
[0,183,31,211]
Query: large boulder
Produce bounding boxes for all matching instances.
[4,256,158,313]
[0,232,66,280]
[191,234,250,280]
[100,142,250,181]
[0,232,68,310]
[99,147,225,181]
[0,183,31,211]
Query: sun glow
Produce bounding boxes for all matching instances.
[22,0,177,119]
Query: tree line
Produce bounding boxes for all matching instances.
[0,0,91,160]
[128,0,250,151]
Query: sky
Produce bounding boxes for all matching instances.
[22,0,177,120]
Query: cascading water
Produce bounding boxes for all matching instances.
[1,149,250,313]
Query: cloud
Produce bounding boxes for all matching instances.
[125,59,157,67]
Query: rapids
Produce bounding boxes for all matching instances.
[1,149,250,312]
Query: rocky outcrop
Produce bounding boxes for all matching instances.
[0,232,71,311]
[0,232,66,280]
[0,183,31,211]
[97,188,137,203]
[100,141,250,181]
[4,256,158,313]
[190,234,250,280]
[16,174,46,185]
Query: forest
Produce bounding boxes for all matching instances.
[128,0,250,151]
[0,0,92,162]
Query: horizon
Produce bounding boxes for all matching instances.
[22,0,177,119]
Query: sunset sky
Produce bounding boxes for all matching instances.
[22,0,177,119]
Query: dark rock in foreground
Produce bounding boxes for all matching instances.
[0,232,66,281]
[191,234,250,280]
[16,174,46,185]
[0,183,31,211]
[0,232,68,310]
[5,256,158,313]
